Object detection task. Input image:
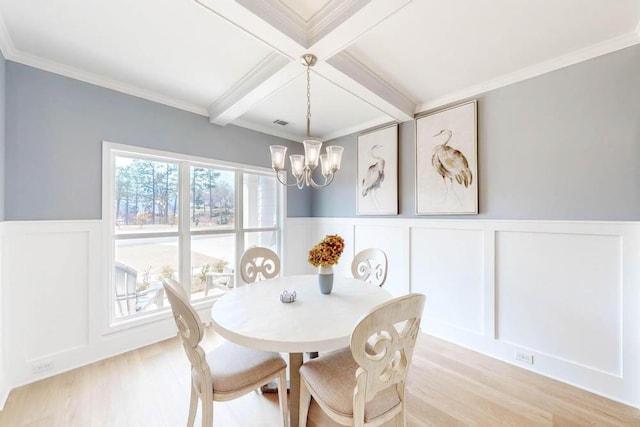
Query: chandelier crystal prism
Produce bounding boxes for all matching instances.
[269,54,344,189]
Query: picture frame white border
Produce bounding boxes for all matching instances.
[356,123,399,216]
[415,100,478,215]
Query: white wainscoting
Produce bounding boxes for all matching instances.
[0,220,184,403]
[0,221,7,408]
[2,218,639,410]
[284,218,640,408]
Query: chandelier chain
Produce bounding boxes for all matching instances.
[306,64,311,137]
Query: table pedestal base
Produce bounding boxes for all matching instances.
[289,352,303,427]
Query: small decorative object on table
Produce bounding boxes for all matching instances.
[308,234,345,294]
[280,290,296,303]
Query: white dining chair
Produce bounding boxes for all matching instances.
[351,248,388,287]
[163,278,289,427]
[239,246,281,283]
[298,293,426,427]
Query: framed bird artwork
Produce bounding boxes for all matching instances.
[415,100,478,215]
[356,123,398,215]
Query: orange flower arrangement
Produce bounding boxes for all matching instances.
[308,234,345,267]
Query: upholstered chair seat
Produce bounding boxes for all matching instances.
[299,348,401,421]
[163,278,289,427]
[299,293,426,427]
[192,341,286,396]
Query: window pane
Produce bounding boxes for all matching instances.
[114,236,179,318]
[245,231,278,253]
[191,167,235,231]
[114,156,179,235]
[190,234,236,300]
[243,173,277,229]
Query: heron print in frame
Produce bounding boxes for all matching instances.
[357,124,398,215]
[415,100,478,214]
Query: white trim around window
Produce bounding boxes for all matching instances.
[101,141,284,333]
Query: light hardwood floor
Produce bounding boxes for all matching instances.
[1,328,639,427]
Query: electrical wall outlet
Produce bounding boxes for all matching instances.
[32,361,54,374]
[514,350,534,365]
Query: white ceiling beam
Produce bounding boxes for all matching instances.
[195,0,301,57]
[208,52,292,126]
[197,0,414,128]
[322,53,414,122]
[209,60,301,126]
[310,0,412,59]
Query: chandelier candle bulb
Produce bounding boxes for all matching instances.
[320,154,331,176]
[289,155,305,178]
[269,145,286,170]
[303,139,322,167]
[326,145,344,172]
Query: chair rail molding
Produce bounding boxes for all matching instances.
[284,217,640,409]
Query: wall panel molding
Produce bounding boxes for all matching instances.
[1,220,178,396]
[285,217,640,408]
[2,218,639,409]
[0,221,7,409]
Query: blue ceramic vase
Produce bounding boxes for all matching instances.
[318,265,334,294]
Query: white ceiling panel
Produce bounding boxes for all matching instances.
[0,0,273,111]
[280,0,333,22]
[347,0,640,111]
[0,0,637,141]
[235,71,388,141]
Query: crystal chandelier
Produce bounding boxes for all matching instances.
[269,54,344,189]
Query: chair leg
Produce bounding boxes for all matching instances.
[201,400,213,427]
[397,385,406,427]
[277,370,289,427]
[187,384,198,427]
[397,402,406,427]
[298,377,311,427]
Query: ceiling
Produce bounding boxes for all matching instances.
[0,0,638,143]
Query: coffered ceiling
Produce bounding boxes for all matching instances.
[0,0,638,142]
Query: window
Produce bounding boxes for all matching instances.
[104,143,283,326]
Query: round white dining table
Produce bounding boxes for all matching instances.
[210,274,391,426]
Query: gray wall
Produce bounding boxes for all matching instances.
[5,62,309,220]
[5,43,640,221]
[312,44,640,220]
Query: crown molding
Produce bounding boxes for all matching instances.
[231,117,300,142]
[325,51,414,121]
[233,112,392,143]
[208,56,300,126]
[321,116,393,142]
[207,51,290,125]
[8,50,208,116]
[236,0,308,48]
[195,0,301,58]
[0,13,15,59]
[236,0,370,49]
[306,0,371,47]
[416,32,640,114]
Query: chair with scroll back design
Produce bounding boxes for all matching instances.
[163,278,289,427]
[351,248,388,287]
[298,293,425,426]
[239,247,281,284]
